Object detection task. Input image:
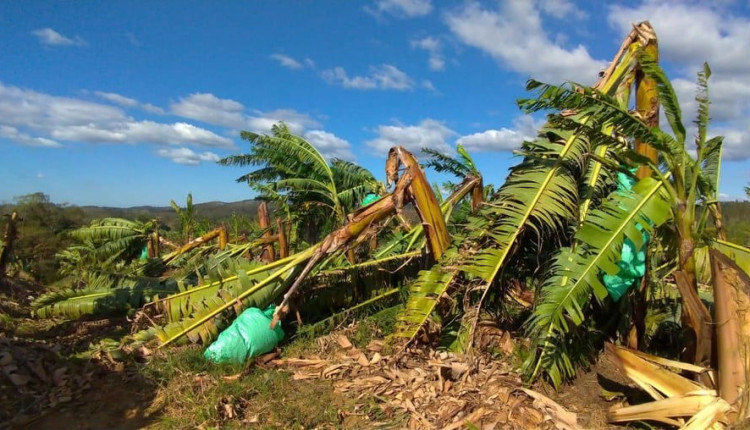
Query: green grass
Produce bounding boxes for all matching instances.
[140,306,409,429]
[142,341,383,429]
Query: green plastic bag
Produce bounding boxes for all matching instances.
[203,305,284,364]
[361,193,380,206]
[602,171,651,302]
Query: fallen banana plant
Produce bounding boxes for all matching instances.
[606,343,729,428]
[130,146,471,347]
[393,22,653,355]
[160,226,229,265]
[606,248,750,428]
[271,145,451,326]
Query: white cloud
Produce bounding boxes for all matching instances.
[457,116,541,152]
[539,0,587,19]
[94,91,138,107]
[421,79,437,92]
[458,129,519,152]
[370,0,432,17]
[94,91,167,114]
[303,130,356,161]
[411,36,445,71]
[608,2,750,79]
[714,123,750,161]
[270,53,303,69]
[156,147,221,165]
[31,28,87,47]
[171,93,246,128]
[47,121,233,148]
[322,64,415,91]
[0,82,233,149]
[366,119,455,154]
[322,67,376,89]
[607,1,750,160]
[445,2,606,83]
[36,173,45,179]
[247,109,321,135]
[170,93,320,134]
[0,125,61,148]
[142,103,166,114]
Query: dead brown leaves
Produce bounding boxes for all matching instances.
[271,335,580,429]
[0,334,94,427]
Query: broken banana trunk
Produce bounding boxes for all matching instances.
[607,250,750,428]
[272,146,449,326]
[710,249,750,421]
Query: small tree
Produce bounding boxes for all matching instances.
[219,123,382,245]
[170,193,196,244]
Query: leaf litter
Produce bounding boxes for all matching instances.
[269,333,581,429]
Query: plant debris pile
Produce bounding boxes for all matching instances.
[270,334,580,429]
[0,335,94,427]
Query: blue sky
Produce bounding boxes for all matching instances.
[1,0,749,207]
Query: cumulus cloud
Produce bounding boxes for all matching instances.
[0,125,61,148]
[141,103,166,114]
[445,2,606,83]
[608,2,750,79]
[411,36,445,71]
[270,53,303,69]
[247,109,321,135]
[366,119,455,154]
[94,91,138,107]
[322,64,415,90]
[31,28,87,47]
[421,80,437,92]
[607,1,750,160]
[0,82,234,151]
[171,93,246,128]
[156,147,221,165]
[93,91,166,114]
[369,0,432,18]
[170,93,320,134]
[303,130,356,161]
[539,0,587,20]
[457,116,542,152]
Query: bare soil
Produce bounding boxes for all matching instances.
[1,295,644,430]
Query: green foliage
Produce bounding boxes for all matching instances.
[32,272,178,319]
[720,202,750,246]
[422,144,479,179]
[524,177,671,387]
[1,193,85,283]
[518,51,737,387]
[67,218,157,265]
[170,193,197,243]
[394,251,459,341]
[218,123,381,245]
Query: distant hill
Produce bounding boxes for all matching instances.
[716,201,750,247]
[77,199,265,229]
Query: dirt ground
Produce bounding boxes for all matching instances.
[1,297,653,430]
[26,370,157,430]
[550,353,654,430]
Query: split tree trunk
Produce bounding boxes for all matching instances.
[710,249,750,422]
[276,218,288,258]
[218,225,228,250]
[258,202,275,263]
[0,212,19,280]
[629,26,659,351]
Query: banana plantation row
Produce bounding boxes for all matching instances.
[3,22,749,428]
